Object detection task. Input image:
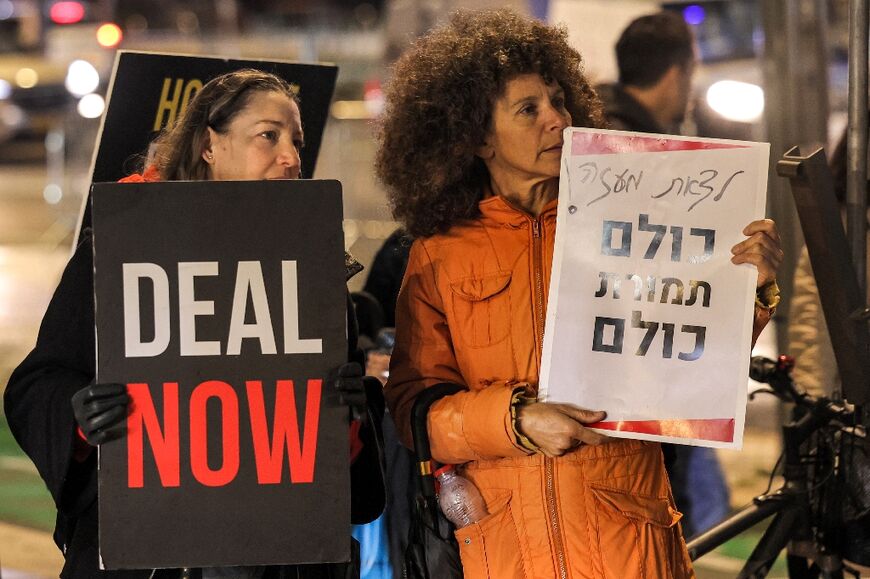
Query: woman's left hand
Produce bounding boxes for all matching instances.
[730,219,784,287]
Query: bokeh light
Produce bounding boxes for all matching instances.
[43,184,63,205]
[683,5,706,26]
[97,23,123,47]
[0,0,15,20]
[49,1,85,24]
[706,80,765,123]
[15,68,38,89]
[77,93,106,119]
[65,60,100,97]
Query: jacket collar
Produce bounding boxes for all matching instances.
[598,83,666,134]
[478,194,558,226]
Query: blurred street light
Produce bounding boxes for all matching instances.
[77,92,104,118]
[96,22,122,47]
[14,67,38,88]
[49,1,85,24]
[65,59,99,96]
[706,80,764,122]
[0,0,14,20]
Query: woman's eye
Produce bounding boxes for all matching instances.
[553,96,566,109]
[294,139,305,150]
[519,104,536,115]
[259,130,279,142]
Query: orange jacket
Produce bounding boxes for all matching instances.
[387,195,770,578]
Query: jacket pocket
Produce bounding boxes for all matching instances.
[449,272,512,348]
[453,490,524,579]
[590,485,688,579]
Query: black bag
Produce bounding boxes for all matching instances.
[840,429,870,567]
[404,495,462,579]
[402,383,464,579]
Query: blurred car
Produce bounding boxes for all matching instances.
[0,1,70,157]
[0,0,109,161]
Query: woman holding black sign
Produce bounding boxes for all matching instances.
[377,10,783,579]
[4,69,383,579]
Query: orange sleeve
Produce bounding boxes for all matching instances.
[385,241,527,464]
[751,306,771,348]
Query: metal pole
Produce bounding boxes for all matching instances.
[847,0,868,298]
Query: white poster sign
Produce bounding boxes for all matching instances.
[539,128,770,448]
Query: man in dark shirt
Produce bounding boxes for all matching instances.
[597,11,696,135]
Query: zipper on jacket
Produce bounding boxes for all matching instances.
[532,216,568,579]
[531,219,546,356]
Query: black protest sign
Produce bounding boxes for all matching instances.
[79,51,337,239]
[92,180,348,569]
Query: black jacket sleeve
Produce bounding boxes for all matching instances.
[3,232,97,516]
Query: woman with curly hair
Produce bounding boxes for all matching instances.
[377,9,782,579]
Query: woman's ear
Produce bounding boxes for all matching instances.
[201,127,217,165]
[476,139,494,161]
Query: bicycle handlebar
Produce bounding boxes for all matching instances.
[750,355,853,423]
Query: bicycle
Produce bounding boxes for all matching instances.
[686,355,869,578]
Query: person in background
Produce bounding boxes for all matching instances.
[597,11,732,538]
[376,9,782,578]
[596,11,695,136]
[4,69,384,579]
[363,229,412,330]
[357,231,414,579]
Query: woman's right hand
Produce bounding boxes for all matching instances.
[516,402,607,457]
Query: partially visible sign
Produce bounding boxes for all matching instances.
[78,51,337,240]
[539,128,769,449]
[92,179,348,568]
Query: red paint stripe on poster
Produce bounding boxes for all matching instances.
[592,419,735,442]
[572,132,749,156]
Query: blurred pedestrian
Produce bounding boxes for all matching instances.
[363,229,412,329]
[376,9,782,578]
[356,230,414,579]
[596,11,695,135]
[4,69,384,579]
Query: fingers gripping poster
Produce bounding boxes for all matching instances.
[539,128,769,449]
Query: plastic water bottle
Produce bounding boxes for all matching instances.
[435,465,489,528]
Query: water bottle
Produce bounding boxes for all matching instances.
[435,465,489,528]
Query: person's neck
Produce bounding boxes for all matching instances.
[488,175,558,217]
[623,84,673,132]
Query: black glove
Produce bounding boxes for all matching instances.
[71,383,129,445]
[332,362,366,422]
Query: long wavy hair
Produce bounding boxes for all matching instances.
[150,69,298,181]
[375,9,605,238]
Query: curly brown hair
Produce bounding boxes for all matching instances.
[375,9,605,238]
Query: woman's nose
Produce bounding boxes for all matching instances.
[544,103,569,131]
[277,141,302,176]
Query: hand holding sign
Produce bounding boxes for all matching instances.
[516,402,608,457]
[72,382,129,446]
[731,218,784,288]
